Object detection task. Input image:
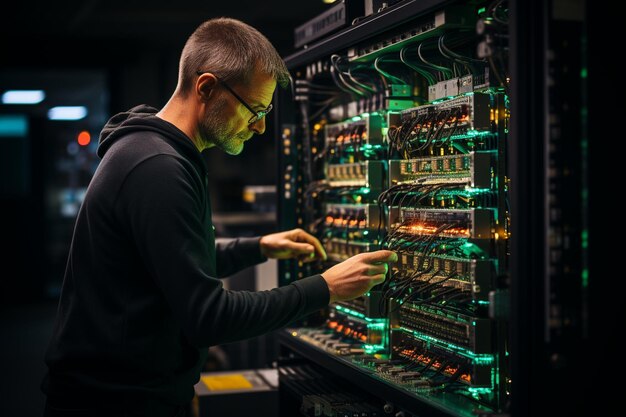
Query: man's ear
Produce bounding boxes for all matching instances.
[196,73,219,102]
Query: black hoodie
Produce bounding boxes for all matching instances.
[42,105,329,414]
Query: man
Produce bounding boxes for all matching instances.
[42,17,396,417]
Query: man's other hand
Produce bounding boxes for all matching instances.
[321,250,397,303]
[260,228,327,262]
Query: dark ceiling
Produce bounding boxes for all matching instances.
[0,1,333,128]
[1,0,331,61]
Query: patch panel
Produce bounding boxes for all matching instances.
[388,151,493,187]
[323,203,381,230]
[393,253,493,300]
[390,330,494,388]
[397,93,492,138]
[391,208,492,239]
[325,113,384,148]
[348,7,475,63]
[325,160,385,189]
[324,238,379,262]
[394,303,492,353]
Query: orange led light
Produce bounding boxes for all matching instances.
[77,130,91,146]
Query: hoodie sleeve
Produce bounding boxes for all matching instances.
[215,237,267,278]
[116,154,329,347]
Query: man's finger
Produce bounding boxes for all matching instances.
[288,242,316,255]
[299,251,319,263]
[370,274,387,285]
[362,250,398,263]
[367,264,388,276]
[295,229,327,260]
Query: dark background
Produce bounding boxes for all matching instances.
[1,0,331,302]
[0,2,330,415]
[0,2,612,416]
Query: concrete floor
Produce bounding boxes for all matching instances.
[0,295,278,417]
[0,300,58,417]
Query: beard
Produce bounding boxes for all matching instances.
[199,97,252,155]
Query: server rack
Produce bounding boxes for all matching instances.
[275,1,588,416]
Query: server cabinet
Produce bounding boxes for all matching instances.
[275,1,588,416]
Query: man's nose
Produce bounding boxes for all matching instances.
[249,117,266,135]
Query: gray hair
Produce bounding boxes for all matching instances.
[177,17,290,94]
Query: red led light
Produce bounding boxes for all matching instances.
[77,130,91,146]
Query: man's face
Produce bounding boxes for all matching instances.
[200,71,277,155]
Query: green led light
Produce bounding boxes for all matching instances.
[582,269,589,288]
[468,387,493,394]
[364,344,385,353]
[473,356,494,365]
[494,365,499,387]
[464,92,475,96]
[360,187,371,194]
[477,6,486,14]
[335,305,387,325]
[351,116,362,122]
[363,230,369,235]
[580,67,587,78]
[449,130,492,140]
[361,112,370,117]
[465,187,492,194]
[335,304,366,319]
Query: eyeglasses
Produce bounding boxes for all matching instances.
[196,71,273,125]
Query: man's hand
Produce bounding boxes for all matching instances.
[321,250,397,304]
[260,228,327,262]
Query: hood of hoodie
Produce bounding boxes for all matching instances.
[97,104,206,172]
